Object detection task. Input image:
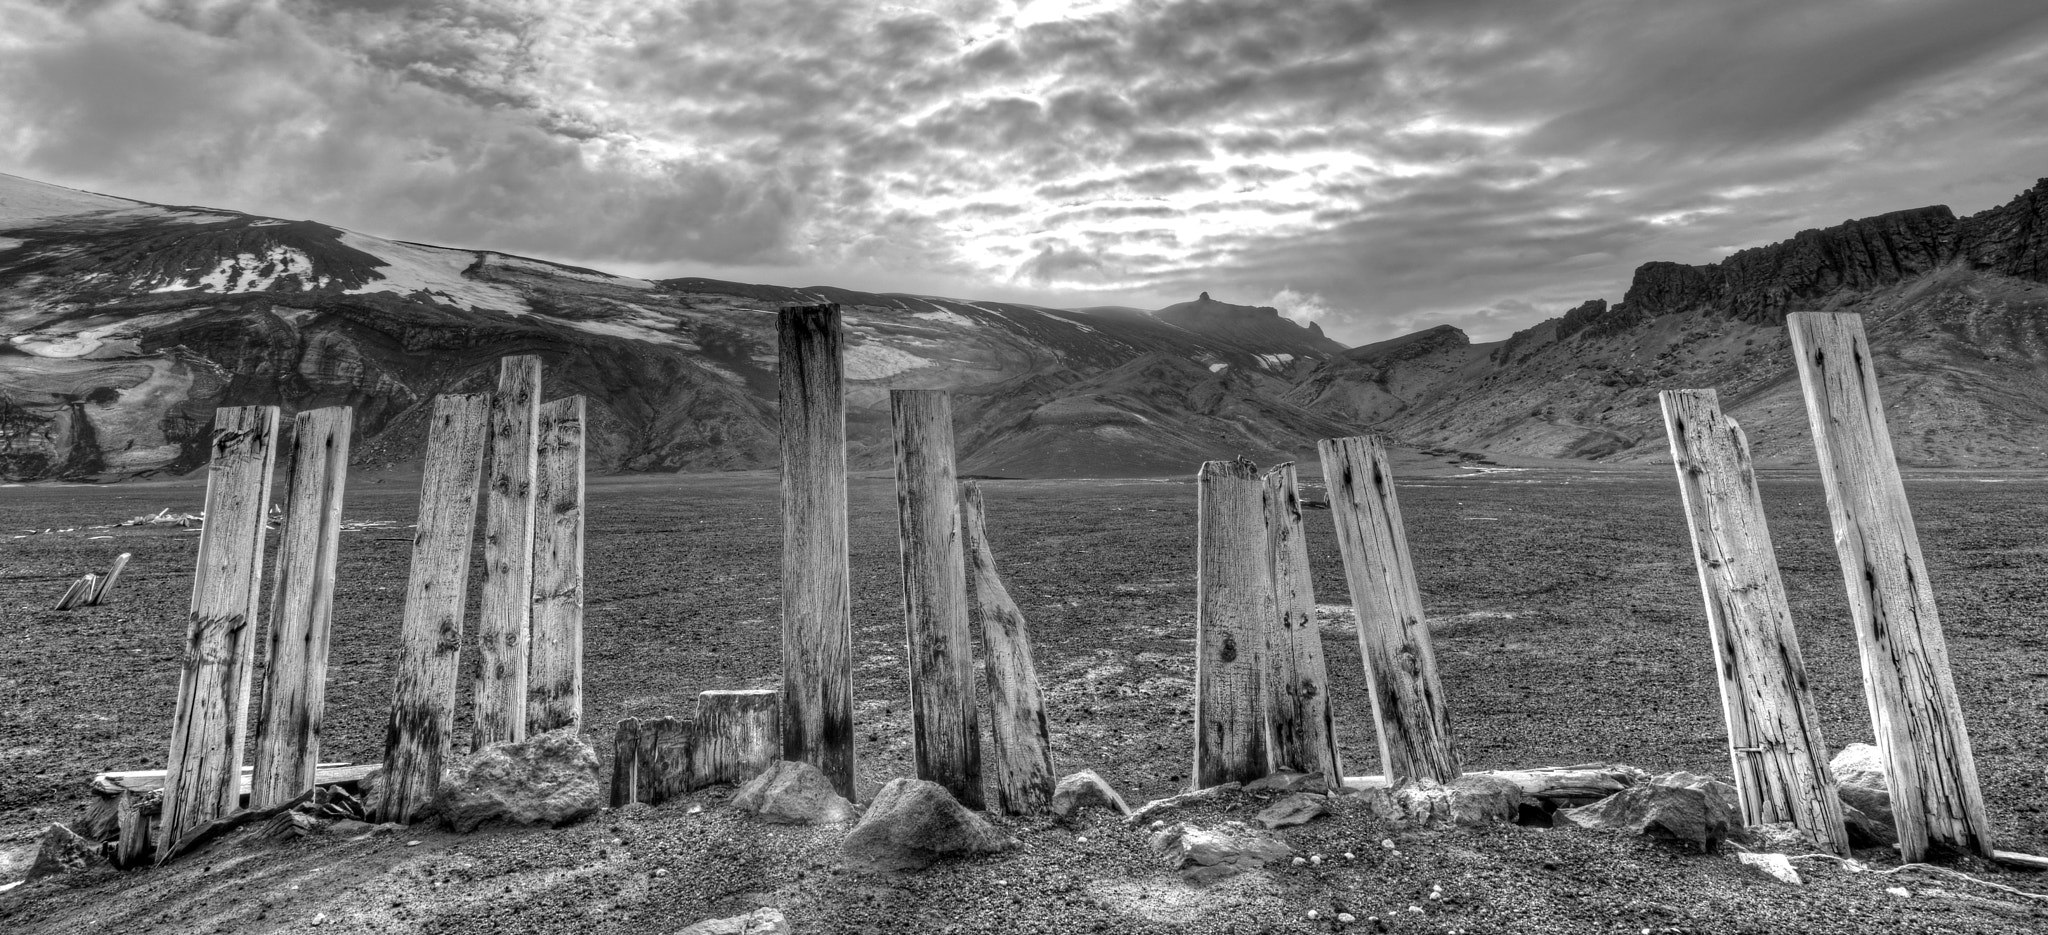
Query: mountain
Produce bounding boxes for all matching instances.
[1291,180,2048,466]
[0,173,1344,481]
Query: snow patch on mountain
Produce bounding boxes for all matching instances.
[148,245,322,294]
[339,233,528,313]
[480,252,654,289]
[912,309,975,327]
[845,341,926,380]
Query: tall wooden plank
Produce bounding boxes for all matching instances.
[778,304,856,800]
[375,393,489,824]
[1194,457,1273,788]
[959,481,1057,815]
[1261,463,1343,788]
[159,405,279,851]
[475,355,542,750]
[250,406,353,809]
[527,395,586,735]
[91,552,131,604]
[1317,435,1459,785]
[1660,390,1850,854]
[890,389,985,809]
[691,690,782,789]
[1786,312,1994,861]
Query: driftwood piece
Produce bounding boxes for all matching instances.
[1260,462,1342,788]
[692,690,782,789]
[376,394,490,824]
[251,406,353,810]
[1786,312,1994,862]
[476,355,542,749]
[93,762,376,796]
[1317,435,1460,784]
[160,406,280,847]
[1992,850,2048,871]
[959,481,1057,815]
[778,304,856,800]
[890,389,984,809]
[1660,389,1849,853]
[527,395,587,735]
[156,788,311,866]
[91,553,130,604]
[1194,457,1272,788]
[53,574,93,610]
[114,790,155,868]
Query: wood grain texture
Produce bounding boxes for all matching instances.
[95,762,374,796]
[691,690,782,789]
[159,405,280,850]
[1261,462,1343,788]
[960,480,1056,815]
[778,304,856,800]
[891,389,985,809]
[608,716,693,807]
[527,395,586,735]
[53,574,91,610]
[375,393,489,824]
[1786,311,1995,861]
[251,406,353,809]
[1660,389,1850,854]
[1194,457,1273,788]
[114,790,153,868]
[92,552,131,604]
[1317,435,1459,785]
[475,355,542,749]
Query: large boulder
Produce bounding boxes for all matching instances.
[1368,774,1524,829]
[841,779,1016,873]
[675,907,790,935]
[1148,822,1293,885]
[1051,770,1131,820]
[25,824,107,882]
[433,727,602,833]
[1558,772,1738,852]
[1830,743,1896,847]
[733,761,856,825]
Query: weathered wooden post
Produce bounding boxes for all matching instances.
[779,304,856,800]
[1660,390,1850,853]
[691,689,783,788]
[1261,462,1342,788]
[159,406,280,851]
[92,552,131,604]
[527,395,587,735]
[1317,435,1459,785]
[475,355,541,749]
[250,406,354,809]
[1194,457,1273,788]
[1787,312,1995,861]
[960,480,1056,814]
[375,393,490,824]
[891,389,985,808]
[609,716,692,807]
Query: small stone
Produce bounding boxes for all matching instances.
[1408,905,1424,913]
[1075,836,1089,844]
[1382,838,1396,849]
[1052,770,1132,820]
[1736,851,1802,885]
[1306,910,1320,920]
[1291,856,1307,867]
[1886,886,1911,898]
[1150,821,1295,885]
[405,840,421,847]
[1245,771,1330,794]
[688,804,704,815]
[1337,913,1357,924]
[653,868,669,877]
[1253,792,1331,830]
[1343,852,1356,860]
[675,907,790,935]
[734,761,857,826]
[311,913,327,926]
[1309,854,1323,866]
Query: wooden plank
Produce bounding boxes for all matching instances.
[159,405,280,848]
[158,789,309,866]
[778,304,856,800]
[250,406,353,810]
[959,480,1056,815]
[90,552,131,605]
[94,762,375,797]
[527,395,586,735]
[1261,462,1343,789]
[375,393,490,824]
[1194,457,1273,788]
[1660,390,1850,854]
[1317,435,1459,785]
[475,355,542,750]
[114,791,153,869]
[691,690,782,789]
[609,716,693,807]
[609,718,641,808]
[53,574,92,610]
[1786,312,1995,862]
[1992,850,2048,871]
[890,389,984,809]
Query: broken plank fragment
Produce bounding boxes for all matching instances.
[960,480,1056,816]
[691,690,781,789]
[53,574,93,611]
[91,553,131,605]
[527,395,586,735]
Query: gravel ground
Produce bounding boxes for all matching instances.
[1,462,2044,932]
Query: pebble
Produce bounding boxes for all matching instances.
[311,913,327,926]
[1292,857,1308,867]
[1886,886,1911,898]
[1306,910,1320,920]
[687,805,703,815]
[1310,854,1323,866]
[1381,838,1396,849]
[1343,852,1356,860]
[1408,905,1424,914]
[1337,913,1356,923]
[405,840,421,847]
[653,868,669,877]
[1076,836,1088,844]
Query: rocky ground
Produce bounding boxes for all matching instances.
[1,458,2045,932]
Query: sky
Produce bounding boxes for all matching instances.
[3,0,2046,345]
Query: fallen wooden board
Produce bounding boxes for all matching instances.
[92,762,374,797]
[1992,850,2048,872]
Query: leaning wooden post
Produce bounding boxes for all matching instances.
[159,406,280,850]
[374,393,490,824]
[960,480,1056,815]
[691,690,783,789]
[778,304,856,800]
[1317,435,1459,785]
[527,395,586,735]
[1194,457,1273,788]
[891,389,985,809]
[475,355,542,750]
[250,406,354,809]
[1660,390,1850,854]
[1786,312,1995,861]
[1261,462,1343,788]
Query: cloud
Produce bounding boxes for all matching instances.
[1263,288,1337,326]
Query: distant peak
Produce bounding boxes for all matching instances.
[1199,291,1210,301]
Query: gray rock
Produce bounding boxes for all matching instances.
[1148,821,1293,885]
[1368,774,1524,829]
[1252,793,1330,830]
[1051,770,1131,820]
[733,761,856,825]
[25,823,106,882]
[1830,743,1895,847]
[1245,771,1330,794]
[1125,782,1242,824]
[1558,772,1737,852]
[432,727,602,833]
[675,907,789,935]
[841,779,1016,873]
